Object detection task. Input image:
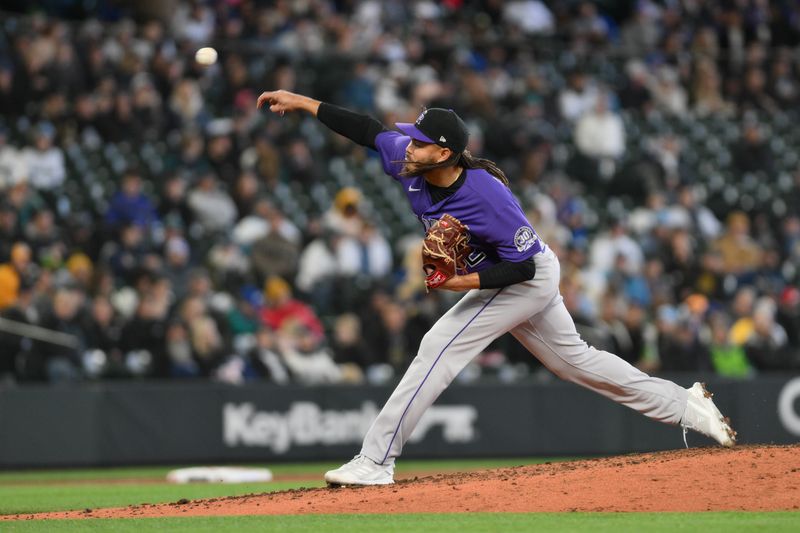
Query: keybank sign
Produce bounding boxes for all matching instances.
[223,402,478,453]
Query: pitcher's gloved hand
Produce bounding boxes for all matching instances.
[421,213,471,290]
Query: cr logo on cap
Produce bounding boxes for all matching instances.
[416,110,427,124]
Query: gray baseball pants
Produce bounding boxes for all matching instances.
[360,245,689,465]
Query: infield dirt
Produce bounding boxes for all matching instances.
[5,444,799,520]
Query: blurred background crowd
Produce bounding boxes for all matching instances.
[0,0,799,386]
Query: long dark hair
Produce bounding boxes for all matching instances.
[395,150,509,186]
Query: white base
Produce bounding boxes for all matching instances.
[166,466,273,484]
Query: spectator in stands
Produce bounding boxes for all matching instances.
[776,287,800,351]
[728,286,758,346]
[620,3,662,56]
[245,327,291,384]
[234,199,301,248]
[105,169,159,230]
[646,135,686,191]
[712,211,763,277]
[64,252,93,291]
[157,175,193,230]
[589,216,643,279]
[207,240,250,290]
[170,78,209,130]
[575,92,625,160]
[658,308,712,372]
[131,76,165,141]
[188,313,230,377]
[277,323,343,385]
[24,208,64,267]
[225,286,262,345]
[331,313,371,374]
[0,126,27,190]
[675,185,722,240]
[569,1,611,45]
[573,91,626,185]
[692,58,734,117]
[651,66,688,116]
[284,138,321,186]
[558,70,599,123]
[33,287,85,383]
[364,301,415,375]
[295,227,356,312]
[708,311,753,378]
[621,302,647,365]
[243,135,281,190]
[323,187,364,238]
[81,295,126,378]
[108,92,144,143]
[0,204,20,265]
[119,288,168,377]
[206,123,240,188]
[163,236,192,296]
[0,243,33,310]
[618,61,653,112]
[732,121,773,176]
[502,0,555,35]
[780,215,800,265]
[250,225,301,286]
[0,280,36,382]
[230,171,260,220]
[184,268,223,315]
[72,93,101,141]
[172,0,216,44]
[595,292,633,359]
[738,67,779,115]
[745,298,791,370]
[0,65,24,119]
[22,122,65,194]
[260,276,324,344]
[165,320,195,377]
[342,220,393,281]
[662,229,701,301]
[105,223,150,284]
[175,130,208,175]
[769,56,798,108]
[186,172,237,235]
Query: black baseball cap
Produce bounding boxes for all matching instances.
[396,108,469,154]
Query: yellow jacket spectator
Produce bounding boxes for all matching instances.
[711,211,763,275]
[0,243,31,310]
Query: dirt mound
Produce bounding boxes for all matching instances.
[5,445,799,520]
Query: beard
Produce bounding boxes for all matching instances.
[394,153,458,177]
[401,160,423,175]
[399,156,443,177]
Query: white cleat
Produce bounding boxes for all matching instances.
[324,455,395,487]
[681,382,737,448]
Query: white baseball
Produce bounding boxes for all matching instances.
[195,47,218,65]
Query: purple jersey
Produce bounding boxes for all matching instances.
[375,131,542,273]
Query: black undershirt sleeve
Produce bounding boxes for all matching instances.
[478,257,536,289]
[317,102,388,150]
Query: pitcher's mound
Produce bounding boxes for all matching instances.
[9,444,800,520]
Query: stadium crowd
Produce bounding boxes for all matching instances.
[0,0,799,385]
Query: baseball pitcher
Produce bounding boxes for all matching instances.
[256,90,736,486]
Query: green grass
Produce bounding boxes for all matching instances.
[2,512,799,532]
[0,458,572,515]
[0,481,324,516]
[0,457,566,484]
